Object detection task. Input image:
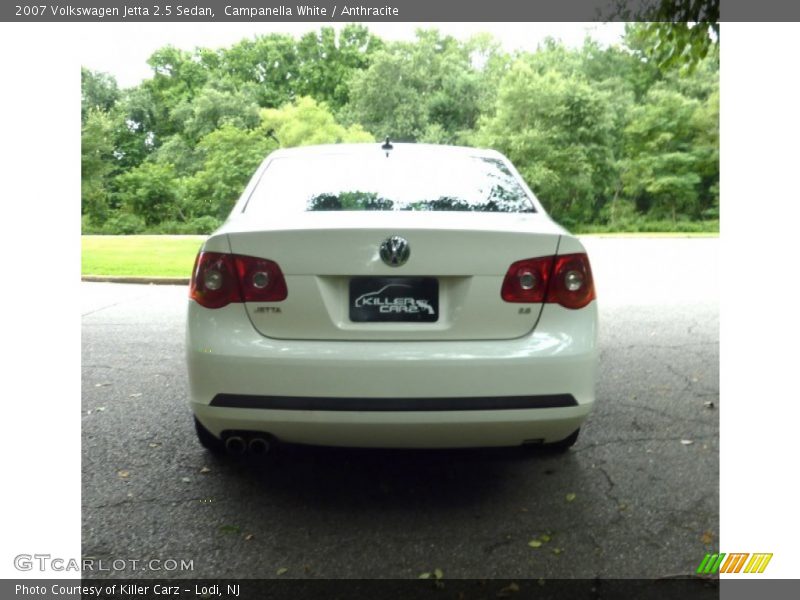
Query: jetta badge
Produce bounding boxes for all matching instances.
[379,236,410,267]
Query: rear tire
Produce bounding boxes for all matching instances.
[544,428,580,452]
[194,416,224,454]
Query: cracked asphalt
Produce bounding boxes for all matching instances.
[81,237,718,579]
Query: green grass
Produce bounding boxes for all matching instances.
[572,220,719,235]
[82,235,206,277]
[578,231,719,238]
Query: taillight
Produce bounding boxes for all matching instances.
[190,252,287,309]
[546,253,595,309]
[190,252,240,309]
[501,253,595,309]
[234,255,288,302]
[501,256,554,303]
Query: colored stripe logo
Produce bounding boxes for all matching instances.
[697,553,773,574]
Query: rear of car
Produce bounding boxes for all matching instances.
[186,143,597,451]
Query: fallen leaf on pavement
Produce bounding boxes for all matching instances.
[199,466,211,474]
[497,582,520,597]
[276,567,288,576]
[565,493,576,502]
[218,525,241,535]
[528,540,542,548]
[117,470,129,479]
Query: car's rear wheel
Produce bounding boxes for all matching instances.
[194,416,224,454]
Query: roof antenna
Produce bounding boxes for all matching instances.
[381,137,393,157]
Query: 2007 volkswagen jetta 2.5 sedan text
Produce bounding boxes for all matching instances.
[186,142,597,455]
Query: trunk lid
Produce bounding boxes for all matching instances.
[223,212,563,341]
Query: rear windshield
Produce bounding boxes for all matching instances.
[244,153,535,215]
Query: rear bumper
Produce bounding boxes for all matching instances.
[186,301,598,448]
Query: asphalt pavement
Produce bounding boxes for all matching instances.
[81,237,719,579]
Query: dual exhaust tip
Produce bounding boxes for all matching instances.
[224,435,271,456]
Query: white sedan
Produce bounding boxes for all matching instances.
[186,142,597,455]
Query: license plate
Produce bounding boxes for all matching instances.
[349,277,439,322]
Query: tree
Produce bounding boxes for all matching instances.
[220,34,299,107]
[81,68,119,123]
[184,125,276,219]
[81,109,116,223]
[81,24,719,234]
[295,25,383,109]
[621,86,703,222]
[690,84,719,218]
[345,29,483,143]
[114,162,180,225]
[260,96,373,148]
[476,59,615,225]
[171,84,261,142]
[345,48,429,141]
[622,0,719,73]
[142,46,212,138]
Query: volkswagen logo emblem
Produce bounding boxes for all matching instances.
[379,236,410,267]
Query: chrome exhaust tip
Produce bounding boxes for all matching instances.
[224,435,246,456]
[248,437,270,456]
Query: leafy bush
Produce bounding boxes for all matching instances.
[100,213,147,235]
[187,216,223,234]
[82,214,105,234]
[573,219,719,234]
[152,217,222,234]
[113,163,180,226]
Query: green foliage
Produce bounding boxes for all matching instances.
[599,198,640,229]
[81,109,116,223]
[574,220,719,234]
[296,25,383,109]
[150,134,201,174]
[221,34,298,107]
[114,162,180,225]
[260,96,373,147]
[100,213,147,235]
[152,216,222,234]
[476,61,615,224]
[621,86,704,222]
[80,25,718,235]
[81,68,119,123]
[345,29,490,143]
[624,4,719,74]
[172,84,261,142]
[184,125,275,219]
